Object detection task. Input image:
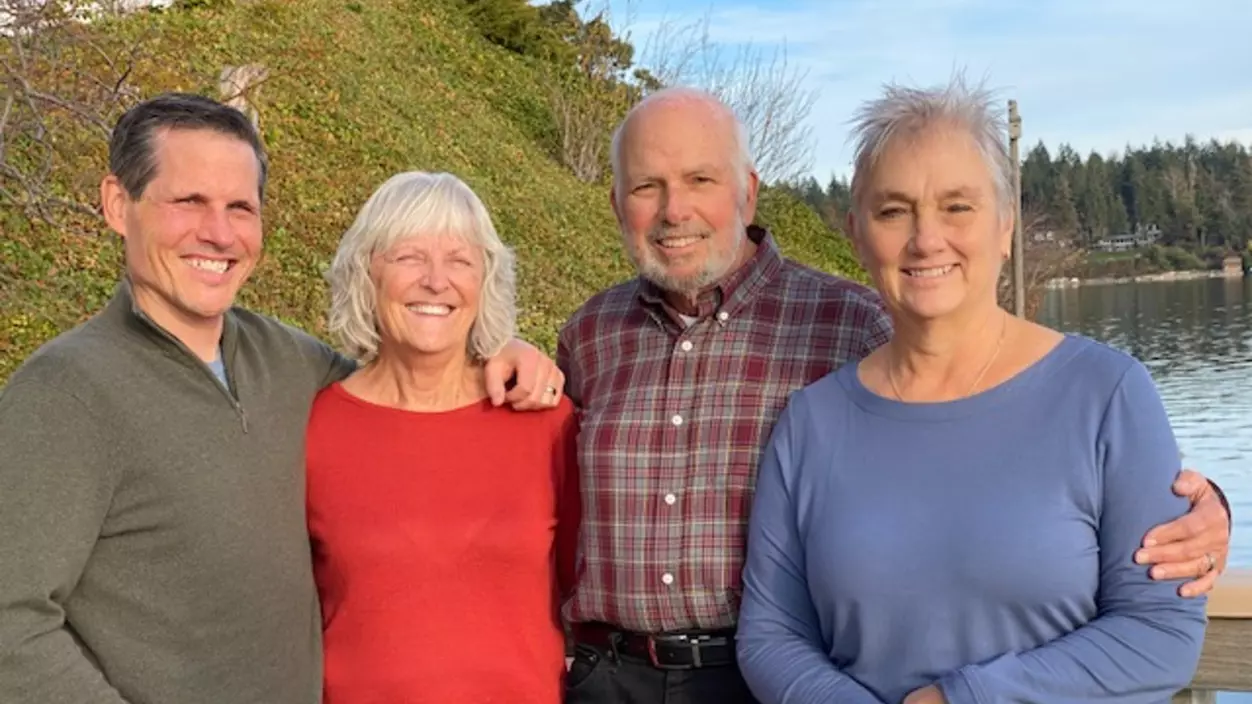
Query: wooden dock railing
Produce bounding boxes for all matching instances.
[1174,568,1252,703]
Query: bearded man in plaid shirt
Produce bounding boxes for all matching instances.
[555,86,1232,704]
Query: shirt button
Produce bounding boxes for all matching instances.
[664,493,677,505]
[661,573,675,585]
[716,311,729,322]
[671,414,684,426]
[680,340,694,352]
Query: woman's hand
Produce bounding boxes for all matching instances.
[903,685,947,704]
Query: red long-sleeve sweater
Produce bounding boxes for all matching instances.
[306,383,580,703]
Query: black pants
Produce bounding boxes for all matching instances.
[564,642,759,704]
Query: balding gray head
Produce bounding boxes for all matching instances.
[610,87,755,201]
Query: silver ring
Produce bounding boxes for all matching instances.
[1203,552,1216,574]
[545,386,558,396]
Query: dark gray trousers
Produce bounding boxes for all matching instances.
[564,642,759,704]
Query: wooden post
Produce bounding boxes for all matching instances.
[218,64,269,129]
[1008,99,1025,317]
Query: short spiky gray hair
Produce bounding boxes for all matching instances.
[326,171,517,363]
[848,74,1013,219]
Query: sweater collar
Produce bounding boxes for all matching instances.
[102,276,240,365]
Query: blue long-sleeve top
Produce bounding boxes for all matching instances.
[736,334,1207,704]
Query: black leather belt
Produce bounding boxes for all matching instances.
[573,622,737,670]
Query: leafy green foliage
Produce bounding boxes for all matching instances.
[755,187,866,284]
[0,0,864,384]
[460,0,570,61]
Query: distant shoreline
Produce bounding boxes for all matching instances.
[1046,269,1247,288]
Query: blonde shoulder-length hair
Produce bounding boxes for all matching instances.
[325,171,517,363]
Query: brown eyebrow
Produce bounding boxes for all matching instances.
[170,193,258,211]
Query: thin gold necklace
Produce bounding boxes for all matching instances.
[888,311,1009,402]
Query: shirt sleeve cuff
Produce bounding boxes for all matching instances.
[937,668,981,704]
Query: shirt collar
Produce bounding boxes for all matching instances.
[637,224,784,325]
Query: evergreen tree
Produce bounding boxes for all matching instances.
[1051,174,1081,238]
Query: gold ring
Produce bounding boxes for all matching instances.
[1203,552,1216,573]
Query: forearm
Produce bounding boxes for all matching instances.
[937,608,1205,704]
[737,631,885,704]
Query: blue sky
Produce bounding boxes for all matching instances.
[594,0,1252,183]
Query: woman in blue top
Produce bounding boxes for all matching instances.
[735,76,1209,704]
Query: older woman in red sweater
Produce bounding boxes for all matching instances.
[306,171,580,703]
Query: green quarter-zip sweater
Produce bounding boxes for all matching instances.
[0,280,355,703]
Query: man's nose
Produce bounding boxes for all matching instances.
[199,209,235,248]
[661,187,695,225]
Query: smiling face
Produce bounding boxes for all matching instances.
[102,127,263,336]
[848,124,1012,323]
[371,233,483,362]
[610,95,759,296]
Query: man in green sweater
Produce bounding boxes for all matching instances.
[0,94,563,703]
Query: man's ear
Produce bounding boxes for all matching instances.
[100,174,132,239]
[609,184,621,225]
[740,169,761,223]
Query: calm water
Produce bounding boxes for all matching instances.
[1040,277,1252,702]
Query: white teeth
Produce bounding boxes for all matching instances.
[657,236,702,249]
[906,265,954,278]
[189,258,229,274]
[407,304,452,316]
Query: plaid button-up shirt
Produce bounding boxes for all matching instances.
[557,226,894,633]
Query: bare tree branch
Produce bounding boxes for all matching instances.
[541,0,635,183]
[631,10,819,184]
[0,0,147,232]
[997,207,1083,318]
